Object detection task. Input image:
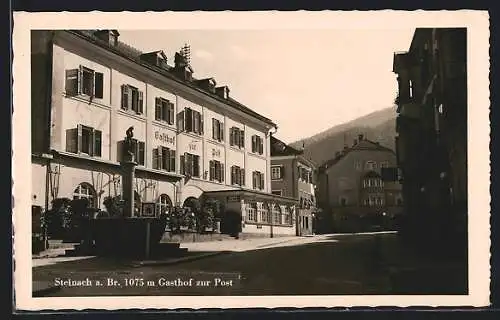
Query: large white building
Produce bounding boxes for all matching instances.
[31,29,298,237]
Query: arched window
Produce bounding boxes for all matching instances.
[272,204,282,225]
[283,206,292,225]
[156,194,172,216]
[73,183,97,207]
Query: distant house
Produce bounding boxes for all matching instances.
[270,136,317,235]
[316,134,403,233]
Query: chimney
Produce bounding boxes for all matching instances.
[93,30,120,46]
[173,52,193,81]
[358,134,364,141]
[215,86,230,99]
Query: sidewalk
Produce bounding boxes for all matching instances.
[179,235,321,252]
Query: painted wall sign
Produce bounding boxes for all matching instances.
[154,131,175,145]
[212,148,221,158]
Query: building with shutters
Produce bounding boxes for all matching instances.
[315,134,403,233]
[31,29,298,238]
[270,136,317,236]
[392,28,467,254]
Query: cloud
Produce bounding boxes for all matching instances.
[194,49,214,62]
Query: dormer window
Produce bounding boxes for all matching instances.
[215,86,230,99]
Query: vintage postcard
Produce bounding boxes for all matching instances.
[12,10,490,310]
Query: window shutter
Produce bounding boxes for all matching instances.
[169,150,176,172]
[155,98,162,121]
[212,119,216,140]
[93,129,102,157]
[230,166,235,184]
[162,147,169,171]
[77,124,83,153]
[65,69,79,96]
[280,166,284,179]
[251,135,256,152]
[209,160,215,181]
[65,128,78,153]
[78,65,84,95]
[121,85,129,110]
[180,154,185,174]
[94,72,104,99]
[259,138,264,155]
[252,172,256,189]
[200,113,204,134]
[260,173,265,190]
[220,163,225,182]
[240,130,245,148]
[219,122,224,142]
[157,146,163,170]
[241,168,245,186]
[138,141,145,165]
[177,110,185,132]
[152,148,159,169]
[168,103,175,125]
[138,91,144,114]
[185,108,193,132]
[194,155,200,177]
[229,128,234,146]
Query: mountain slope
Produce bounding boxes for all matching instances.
[290,107,397,166]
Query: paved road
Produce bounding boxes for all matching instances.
[33,233,467,296]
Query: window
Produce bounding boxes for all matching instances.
[354,161,362,170]
[271,190,282,196]
[271,165,283,180]
[118,138,145,166]
[65,124,102,157]
[152,146,175,172]
[247,202,257,222]
[339,196,348,206]
[212,118,224,142]
[272,205,282,224]
[380,161,389,169]
[209,160,225,183]
[155,98,175,124]
[251,135,264,155]
[283,206,291,225]
[180,153,200,178]
[177,108,203,135]
[230,127,245,148]
[65,65,104,99]
[156,194,172,216]
[259,203,270,223]
[299,166,311,183]
[365,161,377,170]
[252,171,265,190]
[73,183,97,207]
[121,85,144,115]
[231,166,245,186]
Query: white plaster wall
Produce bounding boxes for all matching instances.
[31,162,47,207]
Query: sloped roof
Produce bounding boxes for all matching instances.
[270,135,303,157]
[319,138,395,171]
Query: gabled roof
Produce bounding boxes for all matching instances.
[319,138,395,171]
[270,135,303,157]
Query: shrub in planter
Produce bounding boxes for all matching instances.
[46,198,72,238]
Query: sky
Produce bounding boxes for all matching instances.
[118,29,415,143]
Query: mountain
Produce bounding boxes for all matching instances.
[289,107,397,166]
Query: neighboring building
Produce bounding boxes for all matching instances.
[393,28,467,253]
[270,136,317,236]
[316,134,403,233]
[31,29,298,238]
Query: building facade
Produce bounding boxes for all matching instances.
[316,135,403,233]
[270,136,316,236]
[393,28,467,253]
[31,29,298,238]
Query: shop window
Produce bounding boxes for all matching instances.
[73,183,97,208]
[272,204,282,224]
[247,202,257,222]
